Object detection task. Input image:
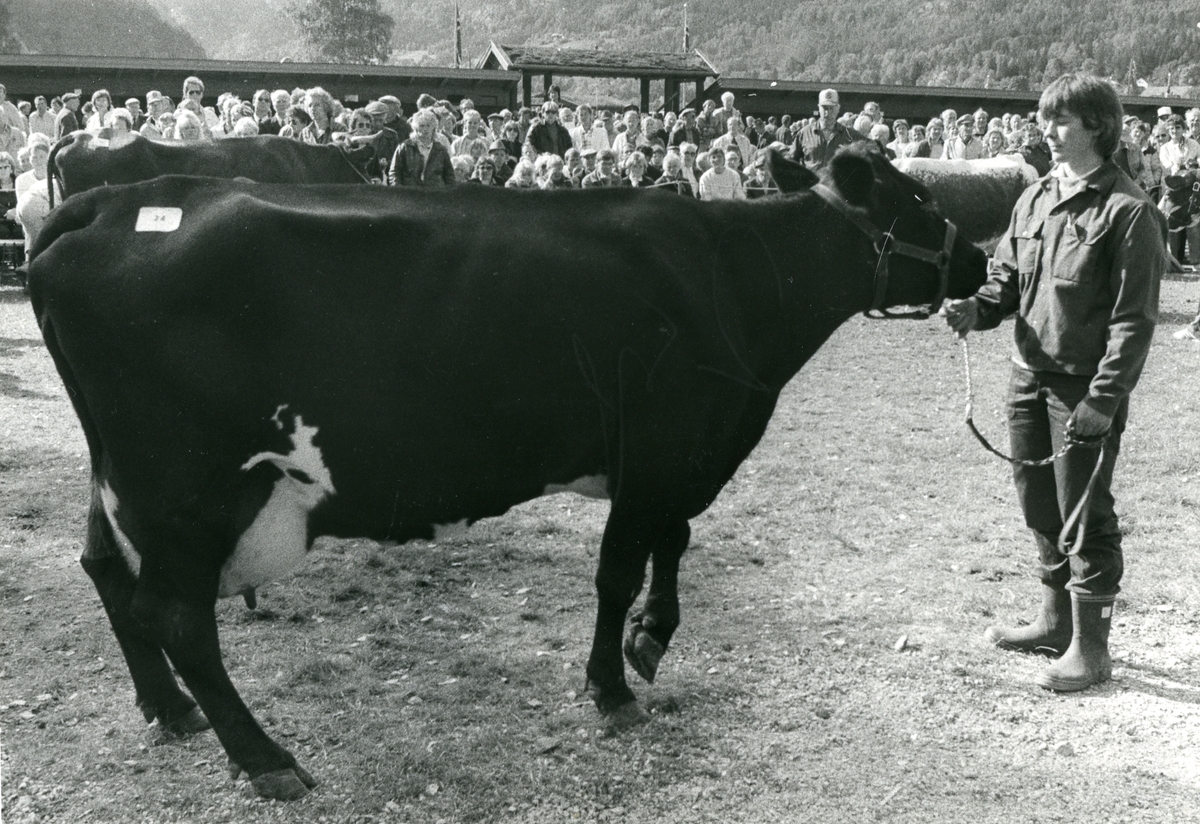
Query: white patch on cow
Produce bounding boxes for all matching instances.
[135,207,183,233]
[433,519,470,540]
[218,406,336,598]
[99,482,141,578]
[541,474,610,500]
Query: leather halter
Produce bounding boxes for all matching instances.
[812,183,958,316]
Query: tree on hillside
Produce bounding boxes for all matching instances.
[289,0,394,64]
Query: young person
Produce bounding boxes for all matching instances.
[941,74,1169,692]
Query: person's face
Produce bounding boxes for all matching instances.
[414,117,435,142]
[818,103,838,126]
[1024,123,1042,146]
[725,152,740,171]
[709,152,725,171]
[542,108,558,125]
[601,113,612,130]
[578,107,593,126]
[351,116,371,134]
[1131,124,1146,144]
[503,124,519,141]
[683,148,697,166]
[624,112,640,132]
[1171,121,1186,141]
[911,126,925,141]
[975,112,988,130]
[35,98,47,113]
[179,120,201,140]
[185,85,203,103]
[651,149,665,167]
[254,97,271,118]
[721,97,734,111]
[479,164,493,179]
[287,113,305,131]
[489,147,507,166]
[985,132,1004,153]
[599,157,614,176]
[273,96,289,117]
[583,154,596,172]
[957,122,972,140]
[32,145,49,173]
[96,96,110,112]
[864,102,879,120]
[927,121,942,140]
[158,114,175,134]
[895,124,909,139]
[627,157,646,177]
[1043,110,1099,167]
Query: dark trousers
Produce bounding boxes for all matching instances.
[1007,366,1127,599]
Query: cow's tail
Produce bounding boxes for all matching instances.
[46,132,79,209]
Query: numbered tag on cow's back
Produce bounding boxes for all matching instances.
[135,207,182,233]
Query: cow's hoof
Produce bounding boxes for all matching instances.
[623,623,665,684]
[603,700,651,732]
[162,705,211,736]
[251,766,317,800]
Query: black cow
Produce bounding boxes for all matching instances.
[48,132,374,205]
[28,146,987,800]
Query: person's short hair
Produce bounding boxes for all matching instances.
[451,155,473,176]
[679,141,698,155]
[286,105,312,128]
[33,95,46,106]
[596,149,615,163]
[869,123,890,142]
[473,156,495,174]
[854,114,874,134]
[233,116,259,137]
[183,75,204,95]
[91,89,111,107]
[459,97,475,111]
[1167,114,1186,128]
[173,109,204,138]
[1038,72,1124,158]
[416,93,437,110]
[411,108,439,130]
[707,146,725,161]
[720,91,735,106]
[662,152,682,173]
[541,101,559,115]
[623,151,647,171]
[26,132,51,152]
[110,107,134,130]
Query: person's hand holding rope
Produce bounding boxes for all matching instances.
[939,296,978,336]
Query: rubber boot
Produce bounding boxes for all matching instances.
[1034,595,1114,692]
[984,584,1072,656]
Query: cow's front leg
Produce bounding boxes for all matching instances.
[133,567,315,800]
[587,508,676,728]
[624,519,689,684]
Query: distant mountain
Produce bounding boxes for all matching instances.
[10,0,205,59]
[11,0,1200,97]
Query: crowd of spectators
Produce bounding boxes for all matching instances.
[1,74,1198,273]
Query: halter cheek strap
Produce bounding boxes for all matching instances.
[812,183,958,315]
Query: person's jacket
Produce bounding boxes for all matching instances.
[389,139,456,187]
[792,122,864,169]
[526,121,573,157]
[974,161,1168,418]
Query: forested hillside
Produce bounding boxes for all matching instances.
[8,0,1200,95]
[9,0,204,59]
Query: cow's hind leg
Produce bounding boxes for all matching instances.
[586,509,686,728]
[131,556,316,800]
[80,497,209,735]
[624,520,690,684]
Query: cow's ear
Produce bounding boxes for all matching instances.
[829,150,875,208]
[765,148,818,193]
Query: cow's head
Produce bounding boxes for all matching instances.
[769,146,987,313]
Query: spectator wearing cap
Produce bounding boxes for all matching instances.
[570,104,610,153]
[377,96,411,143]
[1159,114,1200,175]
[793,88,864,169]
[678,142,701,195]
[669,108,702,148]
[140,91,170,139]
[526,102,572,158]
[364,101,400,173]
[389,107,455,187]
[943,114,984,160]
[581,149,621,188]
[1112,115,1145,183]
[124,98,146,132]
[1157,106,1173,125]
[487,140,515,184]
[28,96,54,137]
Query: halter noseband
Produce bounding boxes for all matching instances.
[812,183,958,317]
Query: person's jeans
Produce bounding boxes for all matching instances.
[1007,365,1127,599]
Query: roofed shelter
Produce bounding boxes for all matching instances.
[480,43,718,112]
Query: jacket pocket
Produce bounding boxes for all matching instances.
[1014,220,1042,278]
[1052,215,1111,283]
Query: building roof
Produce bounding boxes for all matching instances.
[480,43,718,79]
